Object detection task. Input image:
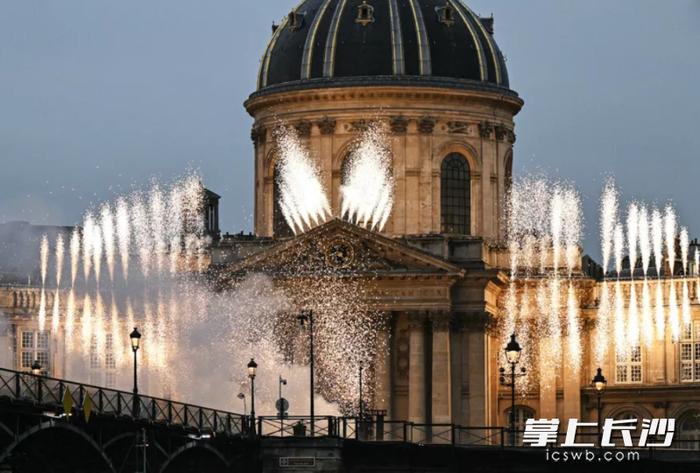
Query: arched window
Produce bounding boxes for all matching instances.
[505,406,534,446]
[441,153,471,234]
[273,164,293,238]
[677,410,700,450]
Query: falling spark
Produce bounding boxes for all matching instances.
[562,188,582,276]
[274,126,331,234]
[82,213,95,282]
[594,281,611,366]
[627,203,639,278]
[668,282,680,342]
[641,281,653,347]
[680,227,689,276]
[40,235,49,287]
[81,293,93,355]
[131,195,152,277]
[504,283,517,337]
[65,290,76,349]
[600,180,618,276]
[101,204,116,283]
[70,227,80,288]
[614,224,625,277]
[340,125,394,231]
[91,215,103,285]
[682,279,691,328]
[627,283,639,346]
[55,234,65,288]
[51,290,60,334]
[664,205,676,277]
[614,281,626,353]
[638,205,651,277]
[550,188,564,273]
[38,290,47,332]
[651,208,663,278]
[566,283,581,370]
[150,186,167,274]
[115,197,131,281]
[655,281,665,340]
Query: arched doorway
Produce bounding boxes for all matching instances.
[677,409,700,450]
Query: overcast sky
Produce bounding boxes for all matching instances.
[1,1,698,257]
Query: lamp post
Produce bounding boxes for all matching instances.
[237,392,246,415]
[499,333,525,446]
[278,375,287,404]
[130,327,141,417]
[31,360,42,376]
[298,310,315,436]
[591,367,607,445]
[248,358,257,436]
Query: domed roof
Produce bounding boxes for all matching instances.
[256,0,512,95]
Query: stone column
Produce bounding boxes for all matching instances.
[408,313,426,425]
[374,321,392,418]
[538,339,557,418]
[431,313,452,425]
[466,322,490,426]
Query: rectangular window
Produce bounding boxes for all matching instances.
[680,320,700,382]
[21,351,33,368]
[21,332,33,349]
[19,329,50,373]
[615,345,643,384]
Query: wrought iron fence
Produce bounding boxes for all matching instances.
[0,367,246,436]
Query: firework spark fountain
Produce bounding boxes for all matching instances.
[340,125,394,231]
[70,228,80,288]
[274,127,331,234]
[55,234,65,288]
[40,235,49,287]
[600,180,618,276]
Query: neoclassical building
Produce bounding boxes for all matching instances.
[1,0,698,445]
[212,0,700,442]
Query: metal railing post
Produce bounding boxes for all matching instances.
[14,373,20,399]
[168,401,173,424]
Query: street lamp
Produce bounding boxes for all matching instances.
[31,360,42,376]
[237,392,247,415]
[278,376,287,406]
[298,310,315,436]
[247,358,257,435]
[130,327,141,417]
[591,367,607,444]
[500,333,526,446]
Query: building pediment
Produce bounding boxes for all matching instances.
[217,219,464,282]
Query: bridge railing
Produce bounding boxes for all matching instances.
[0,367,246,437]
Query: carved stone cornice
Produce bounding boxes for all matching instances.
[507,129,516,144]
[251,125,267,144]
[346,120,370,132]
[478,121,493,139]
[294,120,312,138]
[494,124,508,141]
[446,121,469,134]
[428,311,452,331]
[390,115,409,134]
[407,311,427,330]
[417,116,436,134]
[316,116,337,135]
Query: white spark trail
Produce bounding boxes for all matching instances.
[274,127,331,234]
[600,180,618,276]
[340,125,394,231]
[55,234,65,288]
[664,205,676,277]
